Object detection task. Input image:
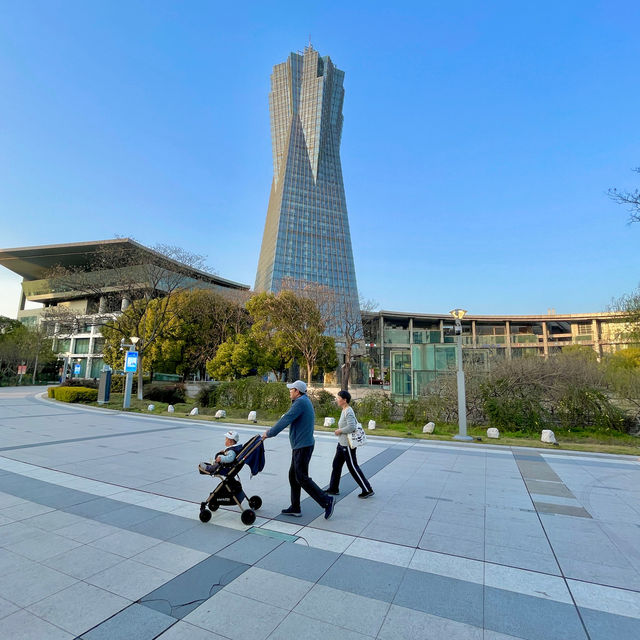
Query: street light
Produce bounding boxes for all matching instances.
[449,308,473,442]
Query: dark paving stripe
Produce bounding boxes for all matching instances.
[525,478,575,498]
[139,555,249,619]
[579,606,640,640]
[534,502,592,518]
[0,424,194,452]
[274,444,408,525]
[484,586,589,640]
[78,603,176,639]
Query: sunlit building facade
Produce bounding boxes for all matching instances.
[254,45,360,323]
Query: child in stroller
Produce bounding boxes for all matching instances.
[197,432,266,525]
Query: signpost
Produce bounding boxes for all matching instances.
[73,363,81,377]
[123,350,138,409]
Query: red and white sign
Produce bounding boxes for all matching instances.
[17,365,27,375]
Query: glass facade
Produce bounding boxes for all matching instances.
[254,46,360,323]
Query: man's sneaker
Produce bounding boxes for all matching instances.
[324,496,335,520]
[326,489,340,495]
[281,506,302,517]
[358,490,375,499]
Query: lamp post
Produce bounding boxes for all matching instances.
[450,309,473,442]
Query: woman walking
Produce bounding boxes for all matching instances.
[327,390,374,499]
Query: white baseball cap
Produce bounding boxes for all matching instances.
[287,380,307,394]
[225,430,239,442]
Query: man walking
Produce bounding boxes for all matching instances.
[261,380,335,519]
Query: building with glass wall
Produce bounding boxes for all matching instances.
[254,45,360,325]
[0,239,249,379]
[362,310,634,400]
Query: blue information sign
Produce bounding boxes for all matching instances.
[73,363,81,375]
[124,351,139,373]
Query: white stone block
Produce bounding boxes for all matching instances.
[324,417,335,427]
[190,407,199,416]
[423,422,435,434]
[368,420,376,430]
[541,429,557,444]
[214,409,226,419]
[167,405,174,413]
[147,404,155,412]
[487,427,500,439]
[248,411,257,422]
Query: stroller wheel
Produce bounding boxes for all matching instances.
[241,509,256,525]
[207,501,219,511]
[248,495,262,510]
[199,509,212,523]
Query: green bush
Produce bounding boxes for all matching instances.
[53,387,98,403]
[483,396,548,432]
[143,383,186,404]
[260,382,290,413]
[60,378,99,389]
[403,397,433,425]
[196,385,218,408]
[47,386,56,398]
[311,389,339,419]
[353,392,396,422]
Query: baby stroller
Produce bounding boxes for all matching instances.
[197,434,266,525]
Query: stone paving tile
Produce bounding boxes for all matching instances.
[377,604,483,640]
[0,561,77,607]
[85,558,174,600]
[140,554,248,619]
[394,567,483,627]
[484,586,588,640]
[167,521,245,554]
[419,532,484,561]
[4,529,82,562]
[293,583,390,637]
[155,620,228,639]
[344,536,415,567]
[267,611,374,639]
[557,556,640,591]
[579,607,640,640]
[42,543,127,579]
[0,609,75,640]
[216,530,283,564]
[409,548,484,584]
[79,603,176,640]
[294,527,354,553]
[132,540,209,574]
[567,579,640,618]
[256,540,339,582]
[184,589,288,640]
[89,529,162,558]
[224,566,313,609]
[319,554,406,603]
[0,595,18,620]
[485,564,573,603]
[26,580,130,636]
[485,543,560,575]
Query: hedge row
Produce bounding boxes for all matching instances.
[48,386,98,403]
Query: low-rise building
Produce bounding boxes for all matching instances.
[0,239,249,378]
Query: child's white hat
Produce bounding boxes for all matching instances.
[225,430,239,442]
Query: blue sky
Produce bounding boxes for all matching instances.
[1,0,639,318]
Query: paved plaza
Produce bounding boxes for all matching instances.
[0,387,639,639]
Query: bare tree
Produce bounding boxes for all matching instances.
[609,166,640,223]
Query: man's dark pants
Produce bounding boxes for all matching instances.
[289,445,329,510]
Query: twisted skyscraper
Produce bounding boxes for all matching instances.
[254,46,360,324]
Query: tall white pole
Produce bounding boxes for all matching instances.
[453,321,472,441]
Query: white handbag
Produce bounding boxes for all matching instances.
[347,422,367,448]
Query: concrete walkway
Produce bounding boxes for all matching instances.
[0,386,639,639]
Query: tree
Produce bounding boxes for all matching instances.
[206,333,278,381]
[44,240,211,398]
[609,167,640,223]
[247,291,334,384]
[0,317,55,383]
[279,277,369,390]
[609,288,640,344]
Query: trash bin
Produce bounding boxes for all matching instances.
[98,366,112,404]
